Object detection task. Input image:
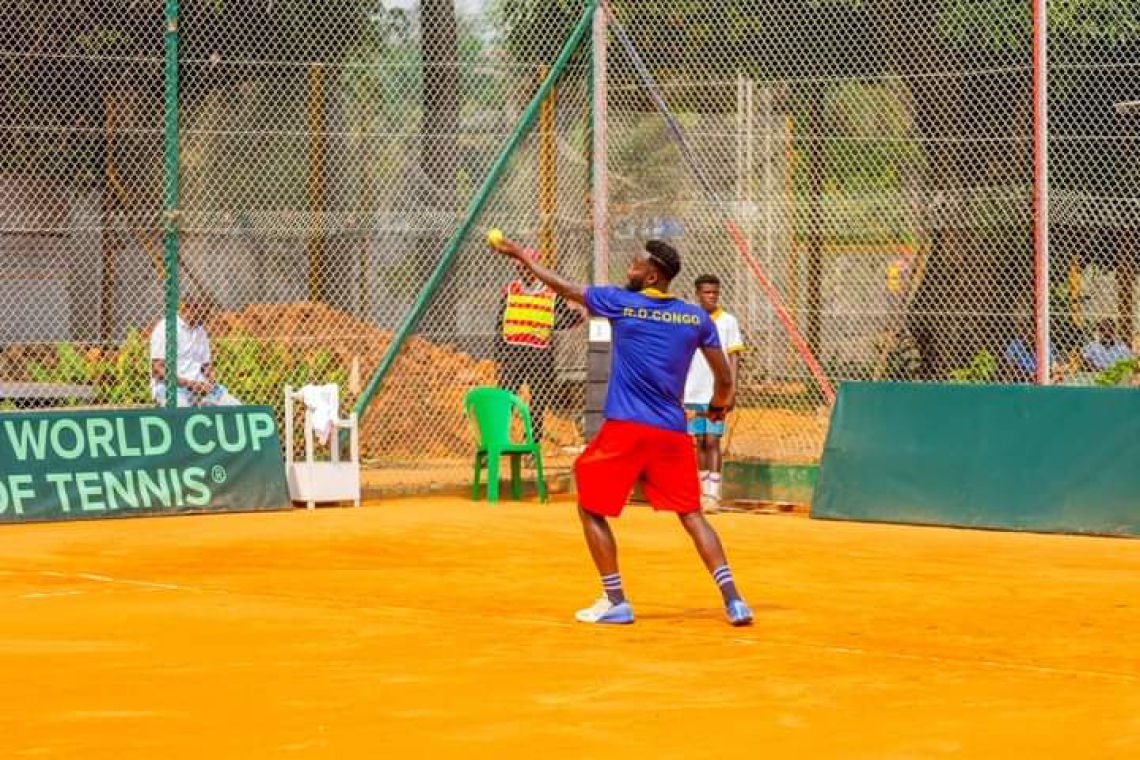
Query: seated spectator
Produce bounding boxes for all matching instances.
[149,296,241,407]
[1003,335,1037,383]
[1082,320,1132,372]
[1003,327,1061,384]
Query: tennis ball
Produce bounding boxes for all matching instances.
[487,228,504,249]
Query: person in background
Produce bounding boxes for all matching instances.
[150,296,240,407]
[1003,332,1038,384]
[1003,319,1062,383]
[683,274,743,512]
[1082,320,1132,372]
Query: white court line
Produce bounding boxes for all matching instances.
[132,581,1137,687]
[71,572,189,591]
[1,570,196,595]
[762,638,1140,685]
[208,587,1140,687]
[21,590,86,600]
[348,601,1140,686]
[508,612,1140,685]
[7,570,1136,686]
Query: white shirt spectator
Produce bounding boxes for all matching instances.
[684,309,744,404]
[149,315,212,402]
[1083,339,1132,372]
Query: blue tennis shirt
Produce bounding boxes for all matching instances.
[584,286,721,432]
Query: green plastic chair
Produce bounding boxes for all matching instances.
[464,386,547,504]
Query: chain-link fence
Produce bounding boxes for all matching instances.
[2,2,1138,481]
[605,0,1037,462]
[1051,3,1140,389]
[1,3,164,409]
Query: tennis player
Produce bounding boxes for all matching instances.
[490,235,752,626]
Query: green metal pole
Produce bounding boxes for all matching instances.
[586,27,594,284]
[353,0,598,420]
[590,1,608,286]
[162,0,180,409]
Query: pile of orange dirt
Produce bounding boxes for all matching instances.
[540,411,581,449]
[208,303,580,460]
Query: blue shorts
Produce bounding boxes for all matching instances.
[153,382,240,407]
[685,404,725,437]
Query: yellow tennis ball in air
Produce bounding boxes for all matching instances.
[487,228,504,249]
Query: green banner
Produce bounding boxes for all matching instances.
[0,406,291,523]
[813,382,1140,537]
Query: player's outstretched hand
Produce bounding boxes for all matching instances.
[487,229,524,260]
[499,242,527,262]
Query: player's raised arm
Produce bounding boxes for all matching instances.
[488,231,586,305]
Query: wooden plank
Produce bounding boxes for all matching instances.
[0,382,97,401]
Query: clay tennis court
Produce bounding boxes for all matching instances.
[2,498,1139,758]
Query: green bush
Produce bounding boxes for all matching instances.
[1095,358,1137,387]
[24,330,347,409]
[27,330,151,406]
[213,334,348,406]
[948,350,997,385]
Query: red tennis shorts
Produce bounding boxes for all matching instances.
[574,419,701,517]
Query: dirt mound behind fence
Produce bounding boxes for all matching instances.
[211,303,501,459]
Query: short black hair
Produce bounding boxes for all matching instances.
[694,274,720,289]
[644,240,681,280]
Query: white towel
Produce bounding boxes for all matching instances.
[300,384,340,446]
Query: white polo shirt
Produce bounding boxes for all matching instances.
[684,309,744,405]
[149,315,212,395]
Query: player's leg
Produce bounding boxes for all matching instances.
[641,428,752,626]
[676,511,733,592]
[572,421,644,624]
[676,511,752,625]
[574,511,634,624]
[578,507,619,577]
[574,515,634,626]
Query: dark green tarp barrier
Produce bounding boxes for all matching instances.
[0,406,291,523]
[813,382,1140,537]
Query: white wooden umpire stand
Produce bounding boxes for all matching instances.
[283,384,361,509]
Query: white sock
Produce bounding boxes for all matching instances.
[698,470,710,496]
[708,473,721,499]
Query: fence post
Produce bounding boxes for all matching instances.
[538,66,557,266]
[591,3,608,285]
[308,63,326,303]
[163,0,181,409]
[1032,0,1051,384]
